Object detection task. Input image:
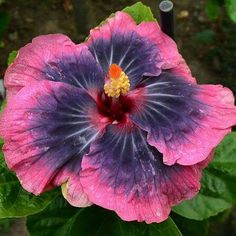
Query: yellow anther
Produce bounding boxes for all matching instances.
[104,64,130,98]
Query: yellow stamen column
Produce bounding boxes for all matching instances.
[104,70,130,98]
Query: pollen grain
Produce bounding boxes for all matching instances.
[104,64,130,98]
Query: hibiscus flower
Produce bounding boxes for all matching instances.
[1,12,236,223]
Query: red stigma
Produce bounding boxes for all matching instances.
[109,64,122,79]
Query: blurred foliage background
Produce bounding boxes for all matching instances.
[0,0,236,235]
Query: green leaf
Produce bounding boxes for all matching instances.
[0,218,13,233]
[123,2,156,24]
[172,213,209,236]
[7,50,18,66]
[27,195,182,236]
[226,0,236,23]
[85,2,156,41]
[0,100,5,113]
[86,2,156,41]
[173,195,231,221]
[173,132,236,220]
[0,141,59,218]
[205,0,221,20]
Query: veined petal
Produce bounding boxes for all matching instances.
[129,72,236,165]
[5,34,104,100]
[0,81,108,206]
[89,11,137,40]
[170,57,196,83]
[135,22,187,72]
[80,123,206,223]
[86,12,162,89]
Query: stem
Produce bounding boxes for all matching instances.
[159,0,175,41]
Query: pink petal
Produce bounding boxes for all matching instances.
[149,85,236,166]
[80,123,206,223]
[0,80,106,206]
[135,22,185,71]
[88,12,137,42]
[129,72,236,166]
[4,34,104,101]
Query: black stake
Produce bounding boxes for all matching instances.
[159,0,175,41]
